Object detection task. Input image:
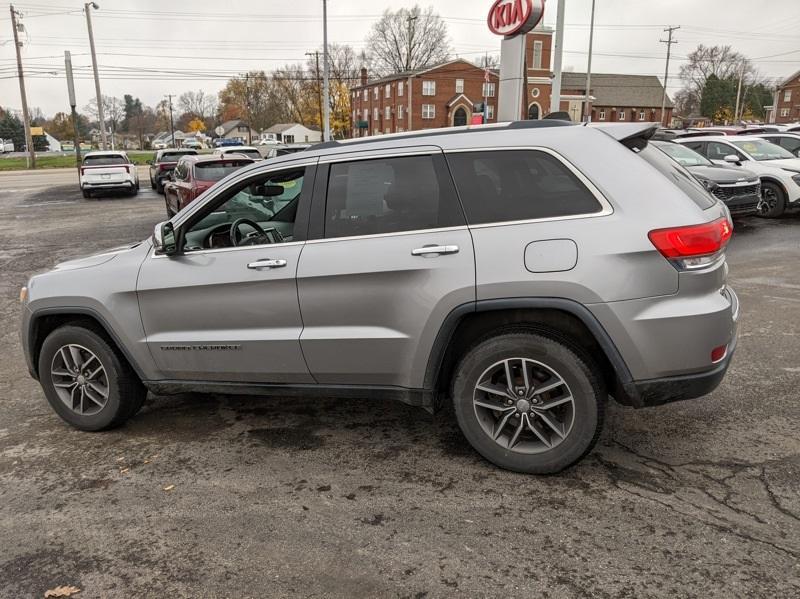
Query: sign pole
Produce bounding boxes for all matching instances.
[550,0,566,115]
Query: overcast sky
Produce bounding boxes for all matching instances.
[1,0,798,116]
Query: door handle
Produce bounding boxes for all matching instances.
[411,245,459,256]
[247,258,287,269]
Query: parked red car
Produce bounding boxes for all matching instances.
[163,155,253,217]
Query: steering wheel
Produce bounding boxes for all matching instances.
[230,218,268,247]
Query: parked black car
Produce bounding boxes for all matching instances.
[653,140,761,217]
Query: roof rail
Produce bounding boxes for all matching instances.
[316,119,575,150]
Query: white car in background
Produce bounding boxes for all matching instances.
[1,139,14,153]
[212,145,263,161]
[677,135,800,217]
[79,151,139,198]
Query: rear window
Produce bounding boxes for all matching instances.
[446,150,603,224]
[194,160,250,181]
[83,155,127,166]
[636,144,716,209]
[159,151,196,163]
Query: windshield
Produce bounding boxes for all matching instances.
[194,160,250,182]
[655,142,712,167]
[227,149,262,160]
[83,155,127,166]
[732,139,795,161]
[159,151,197,163]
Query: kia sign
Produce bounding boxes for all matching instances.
[487,0,545,37]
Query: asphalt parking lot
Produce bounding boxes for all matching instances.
[0,167,798,598]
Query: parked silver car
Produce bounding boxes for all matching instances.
[20,121,739,473]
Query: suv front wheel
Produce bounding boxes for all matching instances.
[452,332,605,474]
[38,325,147,431]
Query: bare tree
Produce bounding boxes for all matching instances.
[178,90,218,122]
[677,45,752,116]
[365,5,452,76]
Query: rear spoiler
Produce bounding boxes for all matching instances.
[588,122,659,151]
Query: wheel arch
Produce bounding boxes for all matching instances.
[28,307,146,382]
[759,176,788,197]
[424,298,640,408]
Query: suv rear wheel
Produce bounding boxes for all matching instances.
[452,332,605,474]
[38,325,146,431]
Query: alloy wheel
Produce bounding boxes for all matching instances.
[472,358,575,454]
[50,344,109,416]
[758,186,777,216]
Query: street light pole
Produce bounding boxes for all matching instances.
[550,0,566,115]
[9,5,35,169]
[321,0,331,141]
[65,50,81,175]
[84,2,107,150]
[165,95,176,148]
[659,25,679,127]
[306,51,324,132]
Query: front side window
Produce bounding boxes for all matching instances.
[182,168,306,251]
[654,141,712,167]
[422,104,435,119]
[324,155,464,239]
[422,80,436,96]
[778,136,800,154]
[707,141,743,161]
[446,150,603,225]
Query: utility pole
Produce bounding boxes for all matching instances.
[165,95,176,148]
[64,51,81,175]
[734,62,745,123]
[405,13,418,71]
[321,0,331,141]
[306,51,324,132]
[10,5,35,169]
[659,25,679,127]
[550,0,566,115]
[583,0,596,122]
[84,2,107,150]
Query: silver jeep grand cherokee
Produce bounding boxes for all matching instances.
[20,121,738,474]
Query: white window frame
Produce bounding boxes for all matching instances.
[422,104,435,119]
[363,89,368,101]
[455,79,464,94]
[422,80,436,96]
[373,87,378,100]
[397,105,404,120]
[487,104,495,120]
[373,107,379,121]
[385,106,391,120]
[784,89,792,102]
[781,108,790,117]
[482,82,496,97]
[533,40,543,69]
[385,84,391,99]
[619,109,626,121]
[363,109,369,121]
[599,109,606,121]
[639,110,646,121]
[398,81,404,96]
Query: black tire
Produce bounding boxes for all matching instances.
[156,182,164,195]
[38,325,146,431]
[135,180,140,191]
[82,189,91,199]
[451,331,605,474]
[150,177,156,190]
[758,181,787,218]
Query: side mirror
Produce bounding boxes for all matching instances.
[153,221,178,256]
[724,154,741,164]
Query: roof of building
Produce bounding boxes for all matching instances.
[562,72,673,108]
[780,70,800,87]
[265,122,321,134]
[353,58,496,89]
[219,119,255,134]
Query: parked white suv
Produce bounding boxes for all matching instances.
[80,151,139,198]
[677,135,800,217]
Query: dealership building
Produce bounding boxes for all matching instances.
[350,26,673,137]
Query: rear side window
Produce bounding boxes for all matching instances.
[83,155,127,166]
[324,154,464,239]
[637,145,715,209]
[446,150,603,225]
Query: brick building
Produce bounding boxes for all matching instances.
[350,25,673,136]
[772,70,800,124]
[350,59,501,137]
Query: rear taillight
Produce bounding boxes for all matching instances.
[648,217,733,270]
[159,164,169,171]
[80,166,85,175]
[123,165,129,174]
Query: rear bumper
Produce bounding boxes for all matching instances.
[627,331,737,407]
[82,181,134,190]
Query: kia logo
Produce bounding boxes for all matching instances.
[487,0,545,37]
